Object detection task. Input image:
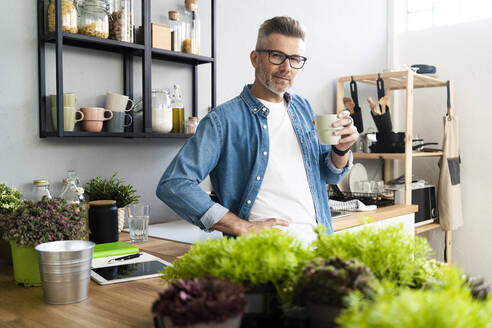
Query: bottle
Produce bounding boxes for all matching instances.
[60,170,85,204]
[186,116,198,134]
[109,0,134,42]
[32,179,52,202]
[168,10,183,52]
[190,10,200,55]
[171,85,185,133]
[181,0,197,53]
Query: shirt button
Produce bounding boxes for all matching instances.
[262,108,266,112]
[263,125,267,129]
[247,200,251,204]
[256,176,261,181]
[263,151,267,156]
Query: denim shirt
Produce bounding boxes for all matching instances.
[156,84,352,234]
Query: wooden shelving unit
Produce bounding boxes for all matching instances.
[336,70,452,261]
[37,0,216,138]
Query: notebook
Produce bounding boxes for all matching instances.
[93,241,139,259]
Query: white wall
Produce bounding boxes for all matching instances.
[397,18,492,281]
[0,0,387,223]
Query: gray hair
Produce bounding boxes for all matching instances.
[255,16,306,50]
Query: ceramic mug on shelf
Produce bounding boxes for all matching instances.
[105,92,135,112]
[51,106,84,132]
[81,107,113,132]
[106,111,133,133]
[50,93,77,109]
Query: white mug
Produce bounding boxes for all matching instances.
[105,92,135,112]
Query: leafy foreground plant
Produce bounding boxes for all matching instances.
[0,197,88,247]
[84,172,140,208]
[162,228,313,303]
[313,224,465,289]
[152,276,247,327]
[0,182,23,215]
[293,257,377,308]
[337,285,492,328]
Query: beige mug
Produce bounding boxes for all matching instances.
[51,106,84,132]
[105,92,135,112]
[50,93,77,109]
[81,107,113,121]
[315,114,343,145]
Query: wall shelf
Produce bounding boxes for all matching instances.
[415,222,441,235]
[38,0,217,138]
[353,151,444,160]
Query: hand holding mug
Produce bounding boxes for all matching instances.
[331,110,359,151]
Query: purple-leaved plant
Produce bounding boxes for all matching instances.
[152,276,248,326]
[0,197,88,247]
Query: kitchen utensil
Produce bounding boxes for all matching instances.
[368,76,393,133]
[81,107,113,121]
[50,93,77,108]
[349,79,364,133]
[51,106,84,131]
[105,92,135,112]
[349,163,368,192]
[106,111,133,132]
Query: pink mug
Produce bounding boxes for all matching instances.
[81,107,113,121]
[82,120,104,132]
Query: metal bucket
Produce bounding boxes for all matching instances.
[35,240,95,305]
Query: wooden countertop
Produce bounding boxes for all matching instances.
[0,235,190,328]
[0,205,417,327]
[333,204,418,231]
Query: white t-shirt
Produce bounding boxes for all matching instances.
[248,98,318,244]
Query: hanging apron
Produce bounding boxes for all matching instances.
[437,114,463,231]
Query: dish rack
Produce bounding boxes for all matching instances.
[328,185,395,207]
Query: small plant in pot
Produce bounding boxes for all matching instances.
[0,182,23,262]
[292,257,377,328]
[0,197,88,285]
[84,172,140,232]
[152,275,248,328]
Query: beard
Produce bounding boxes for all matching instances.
[257,59,292,96]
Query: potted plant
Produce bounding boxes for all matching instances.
[0,183,23,262]
[162,229,314,323]
[292,257,377,328]
[337,286,492,328]
[84,172,140,232]
[152,276,248,328]
[0,197,88,286]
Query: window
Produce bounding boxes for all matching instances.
[407,0,492,31]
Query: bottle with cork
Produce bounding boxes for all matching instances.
[171,85,185,133]
[182,0,199,54]
[168,10,183,52]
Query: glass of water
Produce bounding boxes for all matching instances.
[127,204,150,243]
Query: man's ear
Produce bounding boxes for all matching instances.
[250,50,258,69]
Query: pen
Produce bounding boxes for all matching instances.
[108,253,143,263]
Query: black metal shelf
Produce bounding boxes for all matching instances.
[38,0,217,139]
[42,131,194,139]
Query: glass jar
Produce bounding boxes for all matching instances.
[60,170,86,204]
[47,0,78,33]
[79,0,110,39]
[109,0,134,42]
[152,89,173,133]
[168,10,183,52]
[32,179,52,202]
[190,10,200,55]
[171,85,185,133]
[186,116,198,134]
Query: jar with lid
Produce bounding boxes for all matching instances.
[109,0,134,42]
[171,85,185,133]
[79,0,110,39]
[32,179,52,202]
[152,89,173,133]
[47,0,78,33]
[168,10,183,52]
[60,170,86,204]
[186,116,198,134]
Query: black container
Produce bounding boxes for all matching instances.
[88,200,119,244]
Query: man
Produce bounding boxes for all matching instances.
[156,16,358,242]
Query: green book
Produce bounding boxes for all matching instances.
[93,241,139,259]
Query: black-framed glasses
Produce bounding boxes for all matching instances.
[256,49,307,69]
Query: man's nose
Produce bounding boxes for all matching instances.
[279,58,291,71]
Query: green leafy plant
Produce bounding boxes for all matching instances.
[0,197,88,247]
[337,286,492,328]
[152,276,247,326]
[84,172,140,208]
[312,224,460,289]
[293,257,377,308]
[162,229,314,303]
[0,182,23,215]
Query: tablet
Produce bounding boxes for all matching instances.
[91,258,171,285]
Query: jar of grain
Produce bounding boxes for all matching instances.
[109,0,134,42]
[79,0,110,39]
[47,0,78,34]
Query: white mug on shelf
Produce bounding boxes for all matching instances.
[105,92,135,112]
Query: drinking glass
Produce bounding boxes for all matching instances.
[127,204,150,243]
